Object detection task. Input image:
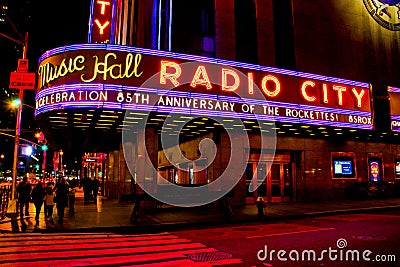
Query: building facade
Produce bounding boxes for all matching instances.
[35,0,400,206]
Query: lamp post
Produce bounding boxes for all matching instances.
[9,36,32,201]
[10,94,23,200]
[59,150,64,174]
[0,154,4,178]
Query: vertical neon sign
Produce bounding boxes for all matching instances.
[388,86,400,132]
[88,0,116,44]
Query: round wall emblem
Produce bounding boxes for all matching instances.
[363,0,400,30]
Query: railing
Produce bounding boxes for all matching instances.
[0,185,12,220]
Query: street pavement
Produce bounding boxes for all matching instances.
[1,189,400,266]
[0,188,399,234]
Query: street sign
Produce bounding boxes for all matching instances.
[9,71,36,90]
[17,59,29,72]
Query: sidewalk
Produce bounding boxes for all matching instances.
[1,188,400,233]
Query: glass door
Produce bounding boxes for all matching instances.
[270,163,282,202]
[245,160,293,203]
[269,162,293,202]
[245,163,255,203]
[283,163,293,201]
[245,162,269,203]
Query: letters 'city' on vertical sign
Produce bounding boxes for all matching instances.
[89,0,115,44]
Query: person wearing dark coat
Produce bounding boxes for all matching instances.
[54,178,69,226]
[17,177,31,217]
[31,181,46,227]
[92,177,100,201]
[82,176,92,204]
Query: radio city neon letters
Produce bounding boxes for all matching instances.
[159,60,367,108]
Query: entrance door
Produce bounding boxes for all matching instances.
[269,163,281,202]
[245,161,293,203]
[245,162,269,203]
[269,163,292,202]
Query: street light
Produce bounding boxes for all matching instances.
[11,100,35,110]
[0,154,4,178]
[59,150,64,174]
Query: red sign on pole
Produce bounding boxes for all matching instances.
[17,59,29,72]
[9,71,36,90]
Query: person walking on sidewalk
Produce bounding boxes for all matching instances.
[17,177,31,217]
[92,177,100,202]
[31,181,46,228]
[68,186,76,212]
[43,184,55,218]
[81,176,92,204]
[54,178,69,226]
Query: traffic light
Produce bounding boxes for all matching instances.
[41,144,48,151]
[21,145,33,156]
[11,99,21,107]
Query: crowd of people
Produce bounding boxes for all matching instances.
[16,176,100,228]
[80,177,101,204]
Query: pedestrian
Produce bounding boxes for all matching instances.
[30,181,46,228]
[92,177,100,201]
[17,177,31,217]
[43,184,55,218]
[82,176,92,204]
[68,186,76,212]
[256,196,266,217]
[54,178,69,226]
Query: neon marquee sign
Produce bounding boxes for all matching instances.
[88,0,115,44]
[35,44,373,129]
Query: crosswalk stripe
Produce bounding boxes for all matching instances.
[1,248,216,266]
[0,236,193,250]
[0,243,209,262]
[0,232,174,241]
[0,233,242,266]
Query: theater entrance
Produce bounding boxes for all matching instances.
[245,154,294,203]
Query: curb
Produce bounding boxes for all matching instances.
[7,204,398,235]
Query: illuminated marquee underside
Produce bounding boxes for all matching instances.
[35,44,373,130]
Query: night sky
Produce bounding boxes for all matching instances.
[0,0,91,169]
[0,0,91,86]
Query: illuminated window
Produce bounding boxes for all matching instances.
[368,157,383,182]
[331,152,357,179]
[395,158,400,179]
